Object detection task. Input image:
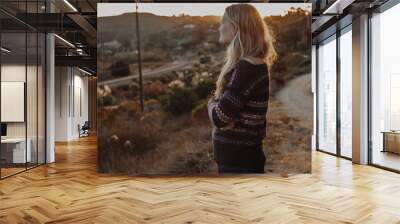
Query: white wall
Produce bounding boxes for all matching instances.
[1,65,37,138]
[55,67,89,141]
[55,66,69,141]
[1,65,26,138]
[72,73,89,138]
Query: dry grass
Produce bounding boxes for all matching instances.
[98,95,312,174]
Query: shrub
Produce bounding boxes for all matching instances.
[160,86,198,116]
[144,81,166,100]
[100,95,117,106]
[191,99,208,120]
[192,79,215,99]
[199,54,212,64]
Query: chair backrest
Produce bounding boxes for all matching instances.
[82,121,90,129]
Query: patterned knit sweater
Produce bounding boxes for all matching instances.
[207,59,269,164]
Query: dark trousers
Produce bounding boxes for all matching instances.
[217,163,265,173]
[214,142,266,174]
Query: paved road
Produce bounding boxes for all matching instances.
[98,60,193,87]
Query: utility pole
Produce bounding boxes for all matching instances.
[135,0,144,112]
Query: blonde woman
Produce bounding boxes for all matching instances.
[208,3,277,173]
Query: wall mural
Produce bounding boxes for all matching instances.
[97,2,312,174]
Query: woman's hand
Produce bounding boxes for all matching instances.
[207,95,234,130]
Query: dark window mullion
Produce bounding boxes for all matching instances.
[44,0,47,164]
[25,0,28,171]
[367,10,373,165]
[36,0,39,167]
[0,18,2,179]
[336,28,341,157]
[316,44,320,151]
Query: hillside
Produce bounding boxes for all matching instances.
[98,12,221,44]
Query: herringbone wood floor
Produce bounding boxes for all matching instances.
[1,135,400,224]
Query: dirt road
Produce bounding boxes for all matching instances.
[275,74,313,127]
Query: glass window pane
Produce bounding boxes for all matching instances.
[340,28,352,158]
[27,31,38,169]
[27,1,40,169]
[1,31,27,177]
[371,3,400,171]
[318,36,337,154]
[0,1,46,179]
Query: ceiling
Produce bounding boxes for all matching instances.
[0,0,394,75]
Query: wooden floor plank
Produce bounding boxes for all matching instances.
[0,135,400,223]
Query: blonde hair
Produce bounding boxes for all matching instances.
[214,3,277,99]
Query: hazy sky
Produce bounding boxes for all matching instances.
[98,3,311,17]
